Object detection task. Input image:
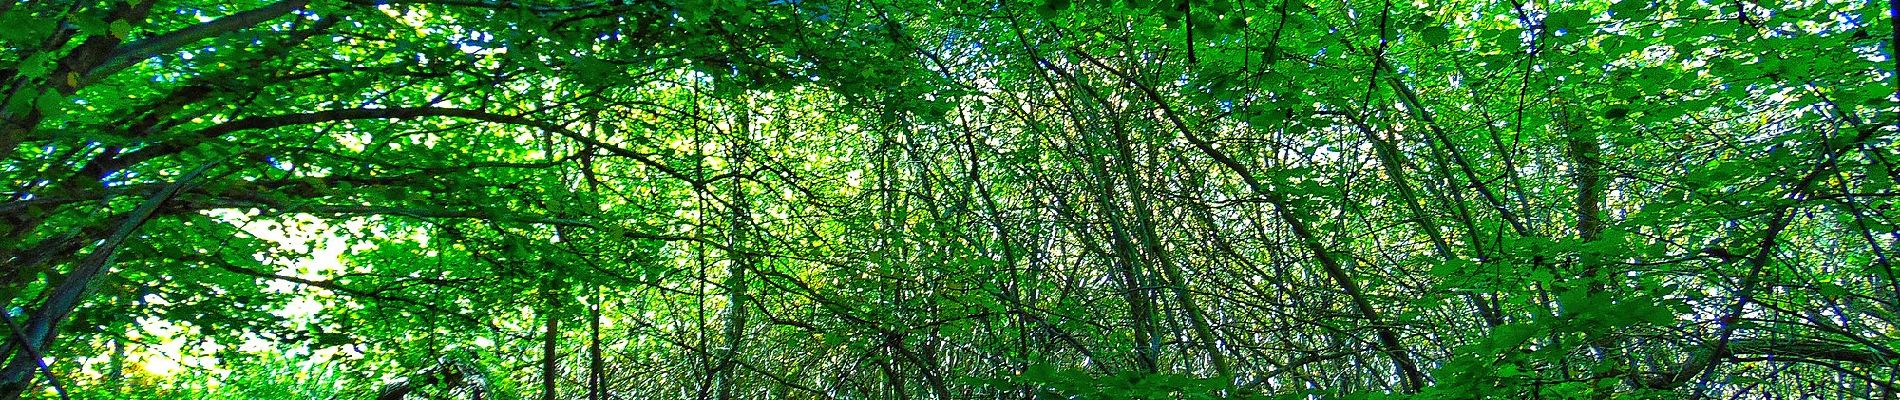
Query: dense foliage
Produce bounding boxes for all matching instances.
[1,0,1895,398]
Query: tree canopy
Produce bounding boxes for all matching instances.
[1,0,1895,398]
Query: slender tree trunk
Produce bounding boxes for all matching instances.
[542,278,561,400]
[1565,112,1629,397]
[1348,111,1503,328]
[1569,134,1606,247]
[1079,141,1161,374]
[712,109,754,400]
[589,285,604,400]
[953,118,1034,377]
[712,199,752,400]
[1105,118,1231,376]
[1043,75,1161,375]
[108,339,124,392]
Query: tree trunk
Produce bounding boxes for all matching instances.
[589,285,605,400]
[1105,116,1230,376]
[108,339,124,393]
[542,278,560,400]
[712,109,754,400]
[1079,141,1161,374]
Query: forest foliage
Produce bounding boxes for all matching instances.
[0,0,1896,398]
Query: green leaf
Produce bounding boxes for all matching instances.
[1496,363,1522,377]
[1610,0,1655,19]
[0,11,57,44]
[1491,323,1539,350]
[109,19,132,39]
[1039,0,1071,16]
[70,14,109,36]
[34,91,63,116]
[1421,26,1450,45]
[16,53,55,79]
[1868,159,1895,191]
[3,89,34,116]
[1247,107,1287,127]
[1023,363,1055,381]
[1604,105,1630,119]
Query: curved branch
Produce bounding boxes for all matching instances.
[1650,337,1900,390]
[85,0,314,86]
[99,106,699,187]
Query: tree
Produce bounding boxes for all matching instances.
[1,0,1894,398]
